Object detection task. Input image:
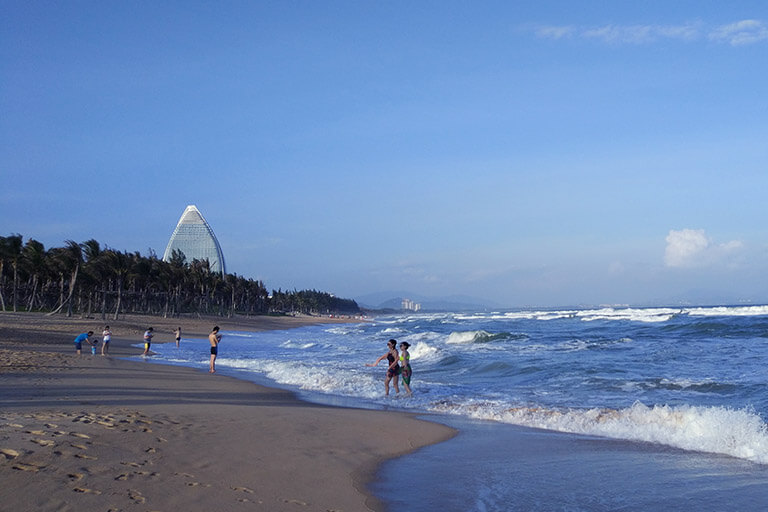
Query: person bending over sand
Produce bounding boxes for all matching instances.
[366,339,400,396]
[209,326,221,373]
[73,331,94,356]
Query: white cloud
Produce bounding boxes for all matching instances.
[535,25,576,40]
[533,20,767,46]
[709,19,768,46]
[664,229,743,268]
[583,24,699,44]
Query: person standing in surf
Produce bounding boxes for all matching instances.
[366,339,400,396]
[174,326,182,348]
[209,326,221,373]
[399,341,413,396]
[142,327,153,356]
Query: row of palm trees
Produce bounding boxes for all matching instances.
[0,234,361,319]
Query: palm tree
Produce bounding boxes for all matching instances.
[47,240,83,316]
[21,238,46,311]
[104,249,131,320]
[0,235,9,311]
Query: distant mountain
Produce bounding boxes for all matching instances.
[356,291,499,312]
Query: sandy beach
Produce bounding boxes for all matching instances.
[0,312,455,512]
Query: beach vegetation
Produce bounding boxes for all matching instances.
[0,234,360,319]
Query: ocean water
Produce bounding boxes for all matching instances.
[143,305,768,509]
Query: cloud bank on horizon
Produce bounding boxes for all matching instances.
[533,19,768,46]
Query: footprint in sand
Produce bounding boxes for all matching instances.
[13,462,45,472]
[73,487,102,495]
[70,432,90,439]
[128,489,146,504]
[75,453,97,460]
[26,430,46,435]
[68,473,85,481]
[1,448,20,459]
[230,486,254,494]
[284,498,309,506]
[71,443,89,450]
[31,439,55,447]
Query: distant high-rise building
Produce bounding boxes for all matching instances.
[402,298,421,312]
[162,205,226,274]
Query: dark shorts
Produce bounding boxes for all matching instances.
[387,366,402,378]
[74,342,82,350]
[211,346,218,355]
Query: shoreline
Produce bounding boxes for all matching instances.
[0,312,456,512]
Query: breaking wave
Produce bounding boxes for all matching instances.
[429,400,768,464]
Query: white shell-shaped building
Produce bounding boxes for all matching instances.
[162,205,226,274]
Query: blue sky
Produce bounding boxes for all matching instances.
[2,1,767,307]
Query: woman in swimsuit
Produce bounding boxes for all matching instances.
[366,339,400,396]
[399,341,412,396]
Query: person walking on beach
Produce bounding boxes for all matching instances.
[101,325,112,356]
[174,326,182,348]
[399,341,413,396]
[366,339,400,396]
[73,331,94,356]
[142,327,154,356]
[209,326,221,373]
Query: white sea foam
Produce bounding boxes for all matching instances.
[456,305,768,324]
[222,358,382,399]
[446,330,493,344]
[279,340,317,350]
[409,342,440,362]
[429,400,768,464]
[685,305,768,317]
[576,307,679,323]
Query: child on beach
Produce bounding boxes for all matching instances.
[90,338,99,355]
[366,339,401,396]
[101,325,111,355]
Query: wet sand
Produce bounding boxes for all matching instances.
[0,312,455,512]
